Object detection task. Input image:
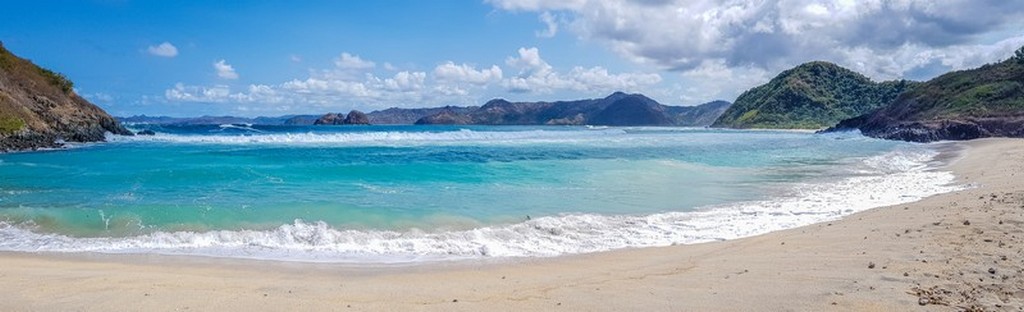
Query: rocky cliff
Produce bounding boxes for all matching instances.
[0,42,129,151]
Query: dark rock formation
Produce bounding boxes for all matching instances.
[823,56,1024,142]
[343,110,369,125]
[314,110,371,125]
[313,113,344,125]
[136,129,156,136]
[0,42,130,152]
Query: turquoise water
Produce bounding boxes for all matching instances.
[0,125,959,262]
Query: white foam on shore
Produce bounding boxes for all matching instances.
[0,147,963,263]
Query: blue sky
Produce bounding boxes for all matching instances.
[2,1,1022,117]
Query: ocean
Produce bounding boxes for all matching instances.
[0,125,961,262]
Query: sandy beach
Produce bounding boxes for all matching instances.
[2,138,1022,311]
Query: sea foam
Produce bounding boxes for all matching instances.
[0,147,962,263]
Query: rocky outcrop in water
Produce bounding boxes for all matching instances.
[0,42,130,152]
[313,113,344,125]
[343,110,369,125]
[314,110,371,125]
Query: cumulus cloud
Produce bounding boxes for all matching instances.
[489,0,1024,81]
[433,62,503,85]
[503,47,661,93]
[213,60,239,80]
[146,42,178,58]
[334,52,376,70]
[164,47,666,113]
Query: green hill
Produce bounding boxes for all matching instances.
[828,50,1024,142]
[712,61,916,129]
[0,42,129,151]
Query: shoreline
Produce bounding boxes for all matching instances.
[2,138,1022,310]
[0,133,958,262]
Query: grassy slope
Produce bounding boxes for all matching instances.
[712,61,915,129]
[871,59,1024,122]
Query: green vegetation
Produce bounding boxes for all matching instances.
[0,43,74,94]
[711,61,917,129]
[870,56,1024,121]
[1015,45,1024,65]
[0,115,25,134]
[37,67,74,94]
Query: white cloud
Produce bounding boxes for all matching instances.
[164,47,667,113]
[488,0,1024,82]
[433,62,503,85]
[374,71,427,92]
[503,47,661,93]
[536,11,559,38]
[486,0,586,11]
[289,55,302,63]
[146,42,178,58]
[334,53,376,70]
[213,60,239,80]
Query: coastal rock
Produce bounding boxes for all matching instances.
[136,129,156,136]
[313,113,344,125]
[0,42,130,152]
[343,110,370,125]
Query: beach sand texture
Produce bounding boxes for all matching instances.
[1,138,1022,311]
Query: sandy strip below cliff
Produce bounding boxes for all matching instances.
[2,138,1023,311]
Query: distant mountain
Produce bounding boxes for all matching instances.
[118,93,730,128]
[665,100,731,126]
[712,61,917,129]
[412,92,729,127]
[117,114,321,125]
[826,54,1024,142]
[368,106,478,124]
[0,42,129,151]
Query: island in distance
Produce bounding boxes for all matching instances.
[119,92,733,128]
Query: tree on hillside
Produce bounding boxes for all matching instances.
[1015,45,1024,64]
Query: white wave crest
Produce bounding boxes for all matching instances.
[106,128,630,146]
